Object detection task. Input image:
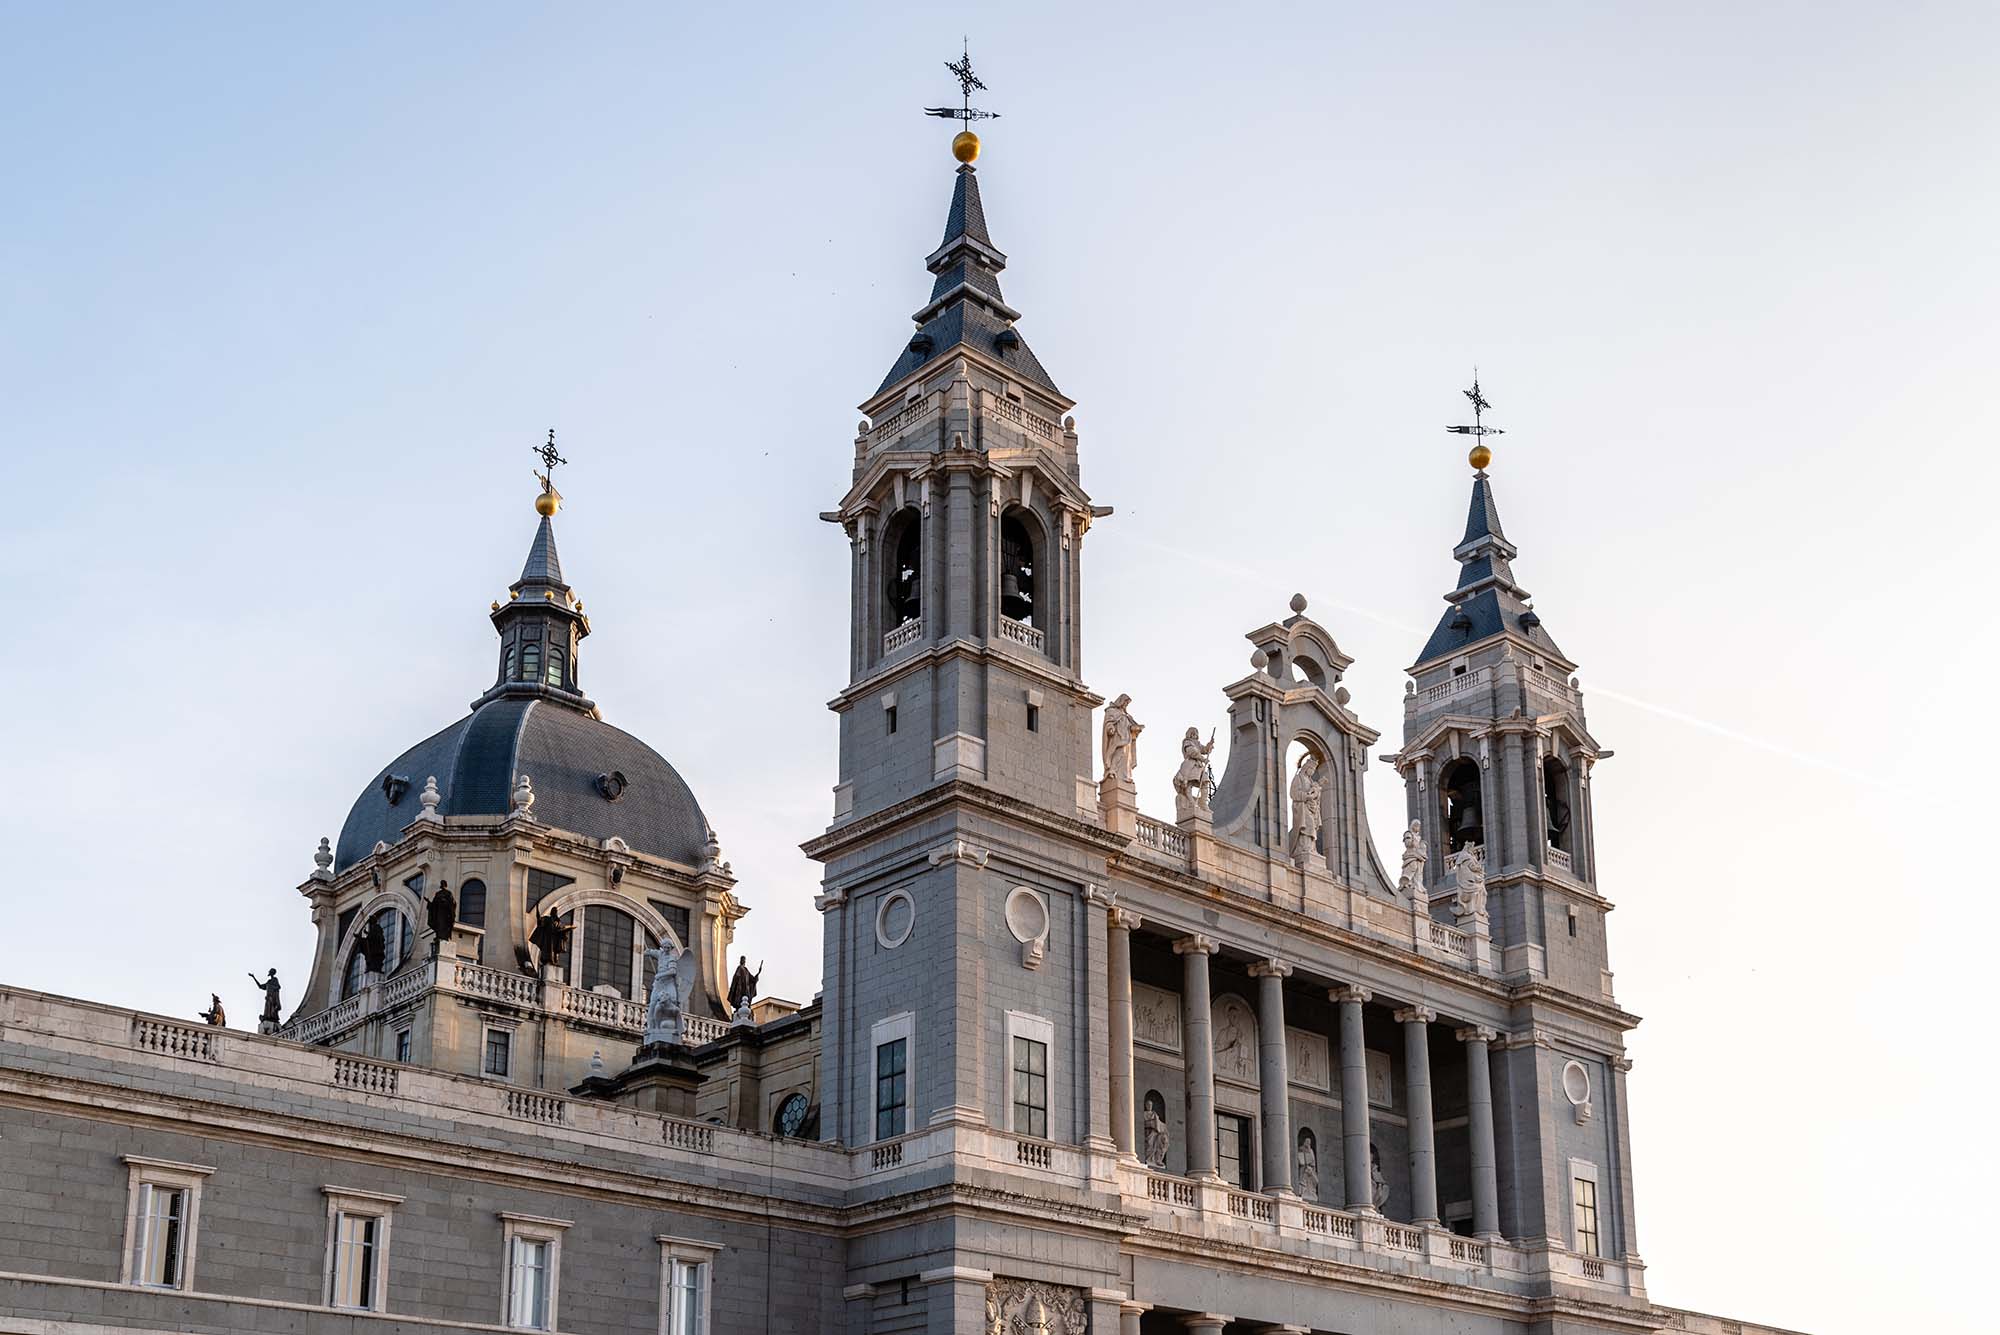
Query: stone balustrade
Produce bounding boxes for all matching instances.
[883,616,925,655]
[997,615,1044,653]
[279,957,732,1051]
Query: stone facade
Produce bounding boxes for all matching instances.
[0,148,1811,1335]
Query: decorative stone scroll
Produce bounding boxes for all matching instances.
[1132,983,1181,1053]
[985,1277,1088,1335]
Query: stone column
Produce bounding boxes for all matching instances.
[1118,1301,1150,1335]
[1249,959,1293,1194]
[1396,1006,1439,1224]
[1107,907,1141,1157]
[1176,935,1220,1179]
[1460,1025,1501,1238]
[1332,984,1374,1212]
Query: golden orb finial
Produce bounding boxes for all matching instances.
[535,488,560,516]
[1468,444,1492,471]
[952,129,980,164]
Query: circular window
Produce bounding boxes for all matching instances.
[875,889,916,949]
[1561,1059,1592,1107]
[1004,886,1050,945]
[774,1091,811,1137]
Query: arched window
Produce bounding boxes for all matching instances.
[340,907,413,1000]
[521,642,541,684]
[502,644,516,682]
[1441,758,1484,853]
[1543,757,1573,852]
[565,904,649,999]
[883,508,922,627]
[458,879,487,927]
[546,645,566,687]
[999,510,1037,627]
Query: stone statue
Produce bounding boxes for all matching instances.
[1449,842,1488,920]
[727,955,763,1016]
[1398,820,1427,897]
[528,909,571,973]
[198,994,225,1027]
[1369,1142,1390,1211]
[643,939,688,1046]
[1101,694,1142,783]
[1141,1092,1170,1170]
[425,885,457,952]
[1296,1127,1320,1202]
[247,969,282,1032]
[1171,727,1216,820]
[1288,753,1324,863]
[360,918,388,975]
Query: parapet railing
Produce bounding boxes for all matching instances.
[278,957,732,1049]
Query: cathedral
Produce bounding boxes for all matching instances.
[0,121,1805,1335]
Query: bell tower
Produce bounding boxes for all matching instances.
[820,138,1105,828]
[1392,386,1613,1000]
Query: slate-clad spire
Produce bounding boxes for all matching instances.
[1415,470,1565,666]
[519,514,565,586]
[876,164,1060,396]
[478,492,592,710]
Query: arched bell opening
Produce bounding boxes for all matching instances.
[882,508,922,628]
[1441,757,1484,854]
[999,508,1038,628]
[1543,756,1573,852]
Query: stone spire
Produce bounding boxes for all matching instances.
[874,162,1060,397]
[1414,469,1566,667]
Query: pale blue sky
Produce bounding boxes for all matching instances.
[4,5,1993,1331]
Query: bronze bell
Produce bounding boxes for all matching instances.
[1453,802,1482,836]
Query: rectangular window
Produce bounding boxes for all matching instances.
[1026,703,1039,733]
[330,1213,378,1307]
[1011,1036,1048,1138]
[484,1028,512,1077]
[133,1183,188,1287]
[395,1030,411,1064]
[1217,1113,1254,1190]
[323,1187,400,1312]
[121,1156,211,1292]
[1573,1175,1601,1257]
[500,1213,569,1330]
[657,1237,719,1335]
[875,1038,908,1140]
[580,905,637,997]
[886,704,898,734]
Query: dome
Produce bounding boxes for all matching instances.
[334,696,710,871]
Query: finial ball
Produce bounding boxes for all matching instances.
[1289,593,1308,615]
[952,130,980,164]
[535,490,560,517]
[1468,444,1493,471]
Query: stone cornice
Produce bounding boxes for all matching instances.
[801,778,1127,865]
[827,635,1101,713]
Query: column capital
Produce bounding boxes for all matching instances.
[1393,1005,1437,1025]
[1181,1317,1233,1333]
[1612,1054,1634,1073]
[1108,905,1143,931]
[1119,1300,1153,1315]
[1173,934,1219,956]
[1329,984,1372,1005]
[1247,958,1292,979]
[1456,1024,1498,1045]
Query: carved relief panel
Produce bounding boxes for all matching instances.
[985,1277,1087,1335]
[1133,982,1181,1053]
[1286,1026,1330,1091]
[1212,993,1259,1085]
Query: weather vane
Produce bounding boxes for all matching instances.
[1446,371,1505,471]
[532,428,567,516]
[926,43,999,165]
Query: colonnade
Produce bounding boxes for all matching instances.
[1107,911,1502,1239]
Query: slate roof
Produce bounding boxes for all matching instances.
[875,165,1060,397]
[1417,472,1568,665]
[333,698,710,872]
[520,516,563,585]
